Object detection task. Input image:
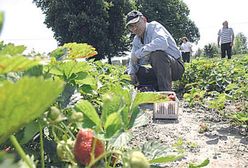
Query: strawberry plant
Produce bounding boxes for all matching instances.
[0,41,214,168]
[180,54,248,133]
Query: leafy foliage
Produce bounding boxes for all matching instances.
[180,55,248,129]
[0,42,26,56]
[75,85,167,139]
[233,32,248,54]
[203,43,218,58]
[0,41,224,167]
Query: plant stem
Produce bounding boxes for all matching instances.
[60,122,75,139]
[87,150,122,168]
[39,124,45,168]
[10,135,33,168]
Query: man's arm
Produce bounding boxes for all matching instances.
[217,36,220,47]
[127,52,139,85]
[127,44,140,75]
[217,29,221,47]
[231,28,234,46]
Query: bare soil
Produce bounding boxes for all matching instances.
[130,102,248,168]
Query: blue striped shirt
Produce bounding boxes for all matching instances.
[127,21,181,75]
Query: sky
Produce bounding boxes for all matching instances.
[0,0,248,53]
[0,0,58,54]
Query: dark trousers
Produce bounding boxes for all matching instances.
[221,43,232,59]
[182,52,190,63]
[136,51,184,91]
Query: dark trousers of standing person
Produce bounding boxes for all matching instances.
[136,50,184,91]
[182,52,191,63]
[221,42,232,59]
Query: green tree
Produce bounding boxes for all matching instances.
[136,0,200,43]
[203,43,218,58]
[104,0,133,63]
[233,32,248,54]
[33,0,132,61]
[33,0,199,61]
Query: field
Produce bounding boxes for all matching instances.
[0,42,247,168]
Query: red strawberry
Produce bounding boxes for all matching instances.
[168,94,176,101]
[73,129,105,166]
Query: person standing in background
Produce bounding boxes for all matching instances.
[180,37,193,63]
[217,21,234,59]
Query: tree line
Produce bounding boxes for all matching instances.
[33,0,200,62]
[202,32,248,58]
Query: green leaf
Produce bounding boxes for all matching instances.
[234,112,248,122]
[132,112,149,129]
[0,77,64,143]
[108,131,132,148]
[104,112,122,139]
[81,115,98,129]
[128,106,140,129]
[133,92,167,108]
[101,92,125,123]
[75,72,97,89]
[63,43,97,59]
[49,61,92,79]
[141,141,169,160]
[189,158,210,168]
[19,120,40,144]
[75,100,101,130]
[0,55,39,74]
[149,155,183,164]
[101,86,132,128]
[225,83,238,91]
[0,43,26,56]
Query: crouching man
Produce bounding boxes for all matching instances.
[126,10,184,91]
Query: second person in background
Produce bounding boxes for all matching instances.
[180,37,193,63]
[217,21,234,59]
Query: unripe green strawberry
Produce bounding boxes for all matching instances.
[70,111,83,122]
[48,106,60,121]
[73,129,105,166]
[56,139,74,161]
[129,151,150,168]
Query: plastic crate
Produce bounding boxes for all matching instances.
[153,91,179,120]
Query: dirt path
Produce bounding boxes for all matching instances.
[130,102,248,168]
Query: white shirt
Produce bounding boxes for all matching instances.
[181,42,192,53]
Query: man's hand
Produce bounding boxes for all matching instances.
[130,74,139,86]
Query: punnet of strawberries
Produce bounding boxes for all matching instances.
[168,93,176,101]
[73,129,105,166]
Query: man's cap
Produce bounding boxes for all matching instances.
[126,10,143,26]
